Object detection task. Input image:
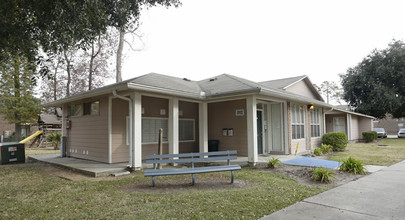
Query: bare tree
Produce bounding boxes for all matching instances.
[115,20,144,83]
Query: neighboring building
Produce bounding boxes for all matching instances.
[0,114,33,142]
[325,108,374,142]
[44,73,373,168]
[373,115,405,135]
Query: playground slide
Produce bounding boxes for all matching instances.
[20,131,43,144]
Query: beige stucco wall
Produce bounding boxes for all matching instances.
[286,80,318,100]
[208,99,248,156]
[67,96,109,163]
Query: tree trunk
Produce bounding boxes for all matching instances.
[53,60,59,101]
[63,50,71,97]
[89,36,102,91]
[116,28,125,83]
[89,43,94,91]
[14,123,21,142]
[13,58,22,141]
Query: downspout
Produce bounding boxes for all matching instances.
[112,90,135,170]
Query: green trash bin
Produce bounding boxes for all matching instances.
[0,142,25,164]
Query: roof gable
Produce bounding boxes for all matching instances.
[260,75,306,89]
[260,75,323,102]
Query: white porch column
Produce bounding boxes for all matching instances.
[347,114,351,141]
[132,93,142,169]
[61,104,68,157]
[199,102,208,153]
[169,98,179,155]
[283,101,289,155]
[108,96,112,163]
[246,96,258,165]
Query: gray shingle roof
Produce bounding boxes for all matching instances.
[198,74,261,97]
[128,73,202,96]
[38,114,62,125]
[260,75,307,89]
[43,72,329,107]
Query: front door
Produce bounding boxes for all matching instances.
[257,110,263,154]
[333,117,346,133]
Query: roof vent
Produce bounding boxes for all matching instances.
[183,78,191,81]
[209,78,217,82]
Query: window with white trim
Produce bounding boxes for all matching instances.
[179,119,195,141]
[310,108,321,137]
[69,104,82,116]
[140,118,195,143]
[291,104,305,139]
[142,118,168,143]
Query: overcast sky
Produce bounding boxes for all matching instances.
[119,0,405,86]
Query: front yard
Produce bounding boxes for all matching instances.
[2,138,405,219]
[328,138,405,166]
[0,163,324,219]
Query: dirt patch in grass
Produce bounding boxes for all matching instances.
[121,177,250,194]
[24,161,363,193]
[250,163,365,189]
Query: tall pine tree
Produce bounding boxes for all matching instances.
[0,53,41,141]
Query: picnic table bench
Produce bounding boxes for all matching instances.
[144,150,241,186]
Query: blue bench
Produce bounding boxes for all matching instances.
[144,150,241,186]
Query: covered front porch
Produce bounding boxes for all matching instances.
[103,94,288,169]
[29,153,302,177]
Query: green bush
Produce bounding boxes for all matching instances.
[313,148,322,156]
[339,157,367,174]
[320,144,333,154]
[362,131,377,143]
[311,167,335,183]
[322,132,347,151]
[46,132,62,150]
[267,157,282,169]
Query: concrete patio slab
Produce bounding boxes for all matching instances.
[28,154,128,177]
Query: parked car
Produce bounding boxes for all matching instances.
[398,128,405,138]
[373,128,387,138]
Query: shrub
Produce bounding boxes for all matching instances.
[362,131,377,143]
[339,157,367,174]
[322,132,347,151]
[313,148,322,156]
[267,157,282,169]
[311,167,335,183]
[320,144,333,154]
[47,132,62,150]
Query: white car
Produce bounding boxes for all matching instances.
[398,129,405,138]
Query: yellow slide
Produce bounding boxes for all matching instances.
[20,131,43,144]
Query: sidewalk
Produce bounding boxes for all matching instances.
[261,160,405,219]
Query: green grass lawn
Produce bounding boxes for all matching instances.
[0,164,326,219]
[25,146,59,157]
[328,138,405,166]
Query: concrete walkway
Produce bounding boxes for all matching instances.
[261,160,405,219]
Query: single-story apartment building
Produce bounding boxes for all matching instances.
[325,107,375,142]
[44,73,374,169]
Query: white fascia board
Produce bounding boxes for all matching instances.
[260,88,332,108]
[43,83,129,107]
[331,108,375,119]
